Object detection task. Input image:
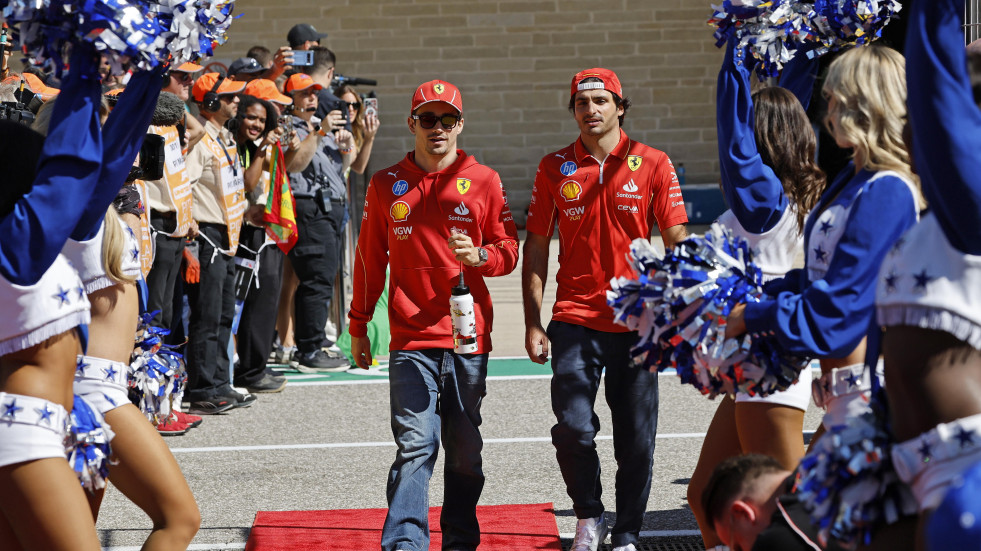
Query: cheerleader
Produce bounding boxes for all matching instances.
[725,45,921,436]
[687,37,824,550]
[0,47,154,551]
[879,0,981,541]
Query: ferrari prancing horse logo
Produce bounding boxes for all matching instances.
[456,178,471,194]
[434,83,445,94]
[627,155,643,171]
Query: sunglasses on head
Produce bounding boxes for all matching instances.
[412,112,460,130]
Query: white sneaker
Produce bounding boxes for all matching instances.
[571,515,608,551]
[613,544,637,551]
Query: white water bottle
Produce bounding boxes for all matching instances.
[450,272,478,354]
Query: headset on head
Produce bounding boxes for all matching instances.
[202,74,226,113]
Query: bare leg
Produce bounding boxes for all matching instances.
[0,508,24,551]
[104,403,200,550]
[688,396,742,548]
[734,402,806,470]
[0,458,102,551]
[276,259,298,349]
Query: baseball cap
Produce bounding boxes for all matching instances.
[244,79,292,105]
[927,461,981,549]
[3,73,59,100]
[172,61,204,73]
[191,73,246,103]
[284,73,323,94]
[288,24,328,47]
[228,57,265,77]
[411,80,462,114]
[570,68,623,99]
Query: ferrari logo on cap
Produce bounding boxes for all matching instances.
[627,155,643,171]
[434,83,445,94]
[457,178,471,194]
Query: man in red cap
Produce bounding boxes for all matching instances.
[348,80,519,551]
[522,68,688,551]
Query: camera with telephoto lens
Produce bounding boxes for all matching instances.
[0,101,34,125]
[126,133,165,182]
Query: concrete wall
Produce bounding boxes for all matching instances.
[221,0,724,220]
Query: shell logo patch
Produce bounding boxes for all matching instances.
[560,180,583,202]
[456,178,471,194]
[390,201,411,222]
[627,155,643,171]
[434,83,445,94]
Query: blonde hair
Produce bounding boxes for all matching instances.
[823,45,925,209]
[102,206,138,286]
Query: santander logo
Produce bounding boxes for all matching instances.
[623,180,639,193]
[454,202,470,216]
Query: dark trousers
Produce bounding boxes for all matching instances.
[288,197,343,355]
[235,225,284,385]
[185,223,236,401]
[548,320,659,548]
[145,214,185,331]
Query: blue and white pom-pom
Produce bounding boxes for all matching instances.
[796,407,917,548]
[65,394,114,492]
[2,0,236,73]
[708,0,902,78]
[129,311,187,424]
[608,224,810,398]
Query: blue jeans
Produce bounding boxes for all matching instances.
[548,321,659,547]
[381,349,488,551]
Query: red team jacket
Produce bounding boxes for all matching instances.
[526,130,688,333]
[349,150,519,352]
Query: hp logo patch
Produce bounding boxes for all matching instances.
[392,180,409,196]
[560,161,577,176]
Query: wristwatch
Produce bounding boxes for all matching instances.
[475,247,488,267]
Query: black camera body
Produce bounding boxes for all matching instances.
[127,133,166,182]
[321,97,352,132]
[0,102,35,126]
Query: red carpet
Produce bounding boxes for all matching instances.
[245,503,561,550]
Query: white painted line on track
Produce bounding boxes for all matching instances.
[169,431,815,454]
[286,371,689,387]
[559,529,702,539]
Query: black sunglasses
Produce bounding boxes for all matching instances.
[412,113,460,130]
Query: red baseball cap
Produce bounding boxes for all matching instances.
[411,80,462,114]
[284,73,323,94]
[570,68,623,99]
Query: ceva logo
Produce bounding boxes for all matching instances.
[623,180,639,193]
[390,201,411,222]
[454,202,470,216]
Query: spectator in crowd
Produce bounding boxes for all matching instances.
[336,84,379,175]
[229,90,294,393]
[183,73,253,414]
[227,57,266,83]
[283,72,352,372]
[301,46,346,122]
[162,61,205,150]
[522,68,688,551]
[287,23,327,51]
[247,45,273,70]
[348,78,519,551]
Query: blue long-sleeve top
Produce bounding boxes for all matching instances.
[743,165,918,358]
[716,39,819,234]
[0,47,104,286]
[72,68,163,241]
[906,0,981,254]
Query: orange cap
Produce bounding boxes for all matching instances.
[244,79,292,105]
[104,87,126,96]
[191,72,246,103]
[3,73,60,100]
[173,61,204,73]
[284,73,322,94]
[411,80,462,114]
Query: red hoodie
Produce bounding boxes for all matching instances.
[349,150,519,352]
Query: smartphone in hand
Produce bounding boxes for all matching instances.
[364,97,378,118]
[292,50,314,67]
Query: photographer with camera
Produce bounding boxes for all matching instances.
[282,72,353,372]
